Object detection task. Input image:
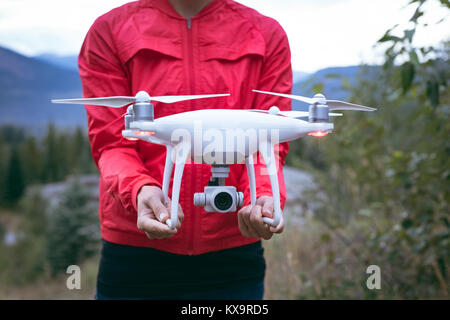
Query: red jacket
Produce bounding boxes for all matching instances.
[79,0,292,255]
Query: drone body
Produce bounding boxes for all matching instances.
[125,108,334,164]
[123,108,334,229]
[52,90,376,230]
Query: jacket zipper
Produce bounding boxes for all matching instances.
[186,17,197,255]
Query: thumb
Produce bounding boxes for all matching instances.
[261,198,274,218]
[149,198,170,223]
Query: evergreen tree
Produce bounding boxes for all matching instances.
[0,136,6,205]
[21,136,42,185]
[46,179,99,276]
[5,147,25,205]
[42,123,59,182]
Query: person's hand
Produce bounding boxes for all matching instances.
[136,185,184,239]
[237,195,284,240]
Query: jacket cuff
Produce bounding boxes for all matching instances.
[131,176,162,213]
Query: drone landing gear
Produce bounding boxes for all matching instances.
[162,143,191,229]
[246,143,282,228]
[162,142,282,230]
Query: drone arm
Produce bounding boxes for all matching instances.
[245,154,257,205]
[166,142,191,229]
[259,143,282,228]
[162,145,174,203]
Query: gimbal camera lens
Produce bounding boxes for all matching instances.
[213,191,234,211]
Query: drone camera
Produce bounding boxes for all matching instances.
[194,186,244,213]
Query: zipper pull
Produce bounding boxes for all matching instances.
[187,18,192,29]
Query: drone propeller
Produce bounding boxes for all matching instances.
[252,90,376,112]
[250,109,343,118]
[52,91,230,108]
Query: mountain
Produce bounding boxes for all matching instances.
[0,47,375,129]
[291,66,378,111]
[35,53,79,71]
[0,46,85,128]
[293,71,310,83]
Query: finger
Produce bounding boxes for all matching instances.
[165,200,184,230]
[261,198,274,219]
[269,214,285,234]
[249,205,272,240]
[149,198,170,223]
[176,204,184,229]
[244,208,260,238]
[137,214,177,239]
[239,205,258,238]
[245,205,262,238]
[255,196,270,207]
[237,206,252,237]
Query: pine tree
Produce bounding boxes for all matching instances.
[42,123,59,182]
[5,147,25,205]
[21,136,42,185]
[46,179,99,276]
[0,136,6,205]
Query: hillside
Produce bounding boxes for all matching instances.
[0,46,85,128]
[0,47,375,128]
[35,53,79,71]
[291,66,378,111]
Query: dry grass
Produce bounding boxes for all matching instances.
[262,211,369,300]
[0,256,99,300]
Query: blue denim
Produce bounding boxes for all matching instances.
[95,280,264,300]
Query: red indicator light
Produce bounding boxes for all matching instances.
[308,131,328,137]
[133,131,155,136]
[125,137,139,141]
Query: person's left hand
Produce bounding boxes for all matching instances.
[237,196,284,240]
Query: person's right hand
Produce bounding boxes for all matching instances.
[136,185,184,239]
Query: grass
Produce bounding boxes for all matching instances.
[2,204,445,299]
[0,205,366,300]
[0,256,99,300]
[263,209,379,300]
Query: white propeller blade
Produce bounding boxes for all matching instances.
[326,100,376,111]
[52,92,229,108]
[280,111,309,118]
[150,93,230,103]
[51,97,136,108]
[249,109,342,118]
[281,111,343,117]
[253,90,377,112]
[253,90,316,105]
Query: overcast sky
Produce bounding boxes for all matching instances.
[0,0,448,72]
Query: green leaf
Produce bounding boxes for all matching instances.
[409,50,420,65]
[359,209,372,217]
[410,6,424,23]
[402,218,414,229]
[426,80,439,108]
[439,0,450,9]
[401,62,415,93]
[320,233,331,243]
[378,34,402,43]
[404,29,416,42]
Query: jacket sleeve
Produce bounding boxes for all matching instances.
[78,17,161,214]
[240,20,292,209]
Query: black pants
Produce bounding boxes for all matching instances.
[96,240,266,300]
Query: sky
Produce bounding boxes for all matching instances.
[0,0,448,73]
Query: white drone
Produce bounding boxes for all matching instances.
[52,90,376,229]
